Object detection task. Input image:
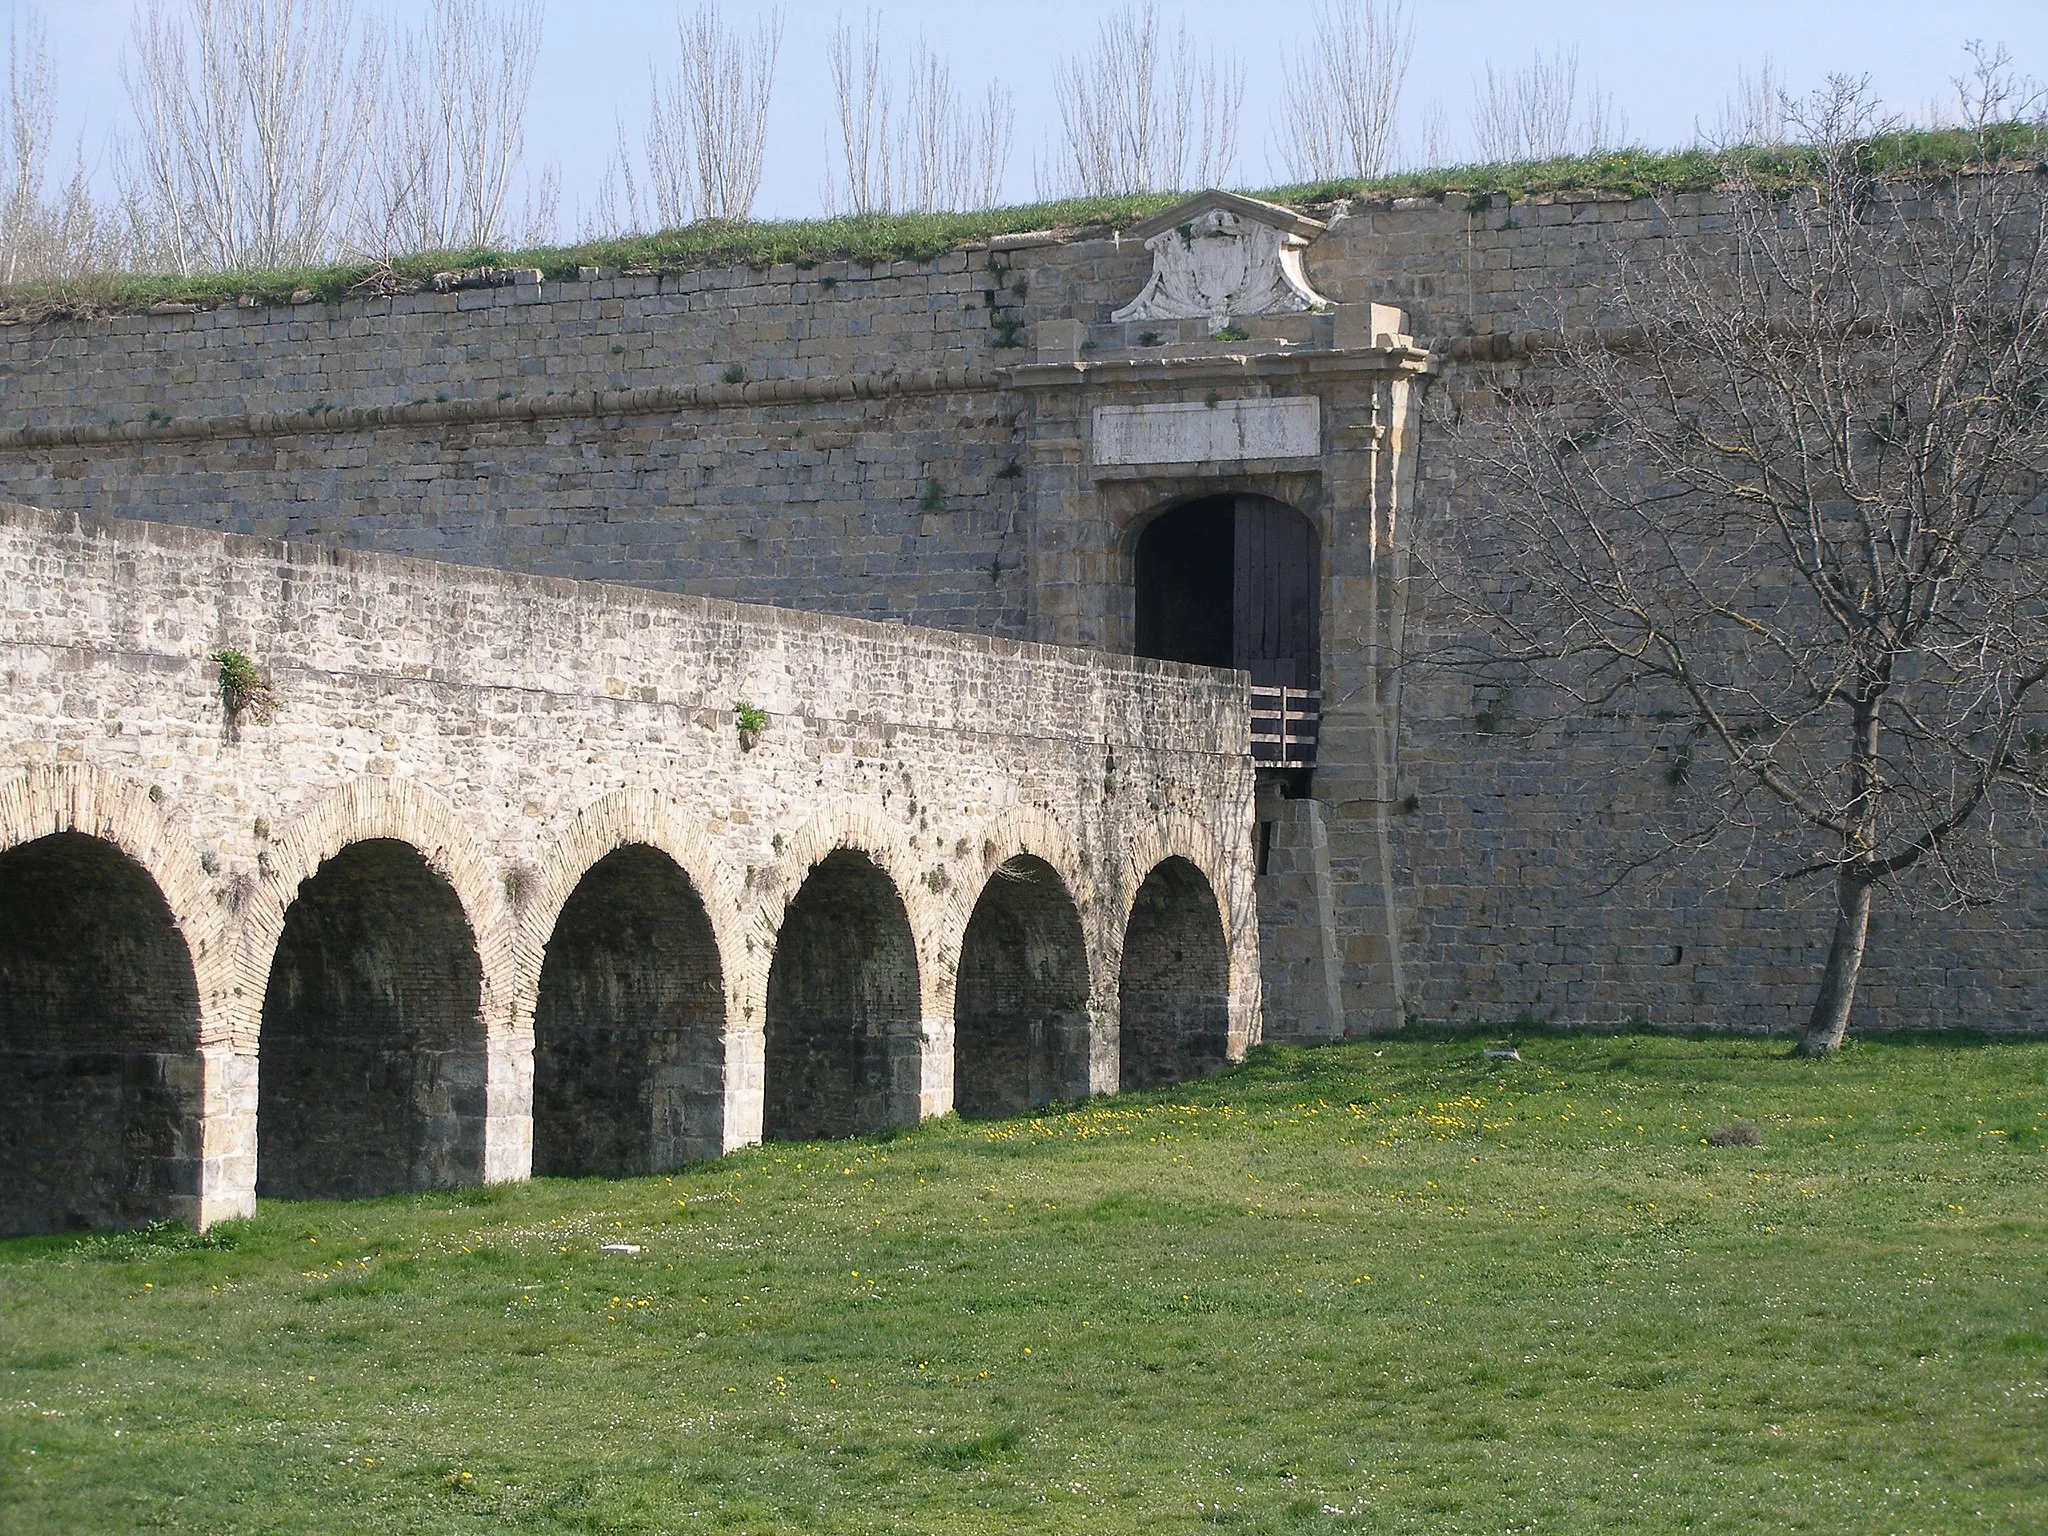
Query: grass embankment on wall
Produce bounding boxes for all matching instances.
[1,1032,2043,1534]
[2,124,2039,319]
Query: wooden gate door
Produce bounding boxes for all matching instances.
[1231,496,1319,690]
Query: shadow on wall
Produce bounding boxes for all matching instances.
[1119,856,1232,1092]
[533,844,726,1177]
[0,833,205,1237]
[954,855,1093,1118]
[257,839,486,1202]
[763,848,922,1143]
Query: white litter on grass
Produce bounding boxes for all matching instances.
[601,1243,642,1256]
[1483,1047,1521,1062]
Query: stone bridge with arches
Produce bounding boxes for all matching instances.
[0,503,1257,1234]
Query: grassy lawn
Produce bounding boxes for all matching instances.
[2,1033,2043,1534]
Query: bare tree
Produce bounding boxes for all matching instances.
[970,80,1014,210]
[1435,67,2048,1054]
[2,10,56,284]
[825,10,891,216]
[826,17,1011,217]
[121,0,374,273]
[359,0,545,257]
[1416,94,1448,170]
[1469,45,1624,162]
[641,51,693,230]
[1044,2,1244,197]
[1,7,128,287]
[513,162,560,248]
[1698,58,1789,150]
[667,3,782,224]
[582,116,652,237]
[899,41,1011,212]
[1279,0,1413,183]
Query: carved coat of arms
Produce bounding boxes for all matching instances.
[1112,191,1331,325]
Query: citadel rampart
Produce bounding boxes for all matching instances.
[2,185,2042,1049]
[0,502,1256,1233]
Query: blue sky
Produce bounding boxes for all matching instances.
[18,1,2048,225]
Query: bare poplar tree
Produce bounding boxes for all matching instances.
[898,42,955,213]
[2,11,56,284]
[578,116,647,238]
[642,51,694,229]
[120,0,373,273]
[1045,2,1244,197]
[825,11,892,216]
[826,16,1011,217]
[1416,95,1448,170]
[899,41,1012,212]
[9,5,132,286]
[673,3,782,224]
[1469,45,1624,162]
[1698,58,1789,149]
[1279,0,1414,183]
[359,0,545,257]
[970,80,1014,210]
[1435,65,2048,1054]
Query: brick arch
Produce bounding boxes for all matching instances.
[0,764,239,1232]
[1114,811,1239,952]
[952,807,1102,1115]
[518,787,750,1033]
[1112,809,1262,1063]
[245,778,511,1050]
[752,797,951,1023]
[957,806,1102,998]
[0,764,232,1044]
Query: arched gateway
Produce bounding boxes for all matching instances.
[1135,494,1322,780]
[1135,494,1320,692]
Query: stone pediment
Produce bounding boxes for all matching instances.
[1112,191,1331,325]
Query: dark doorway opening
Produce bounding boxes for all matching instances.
[0,833,204,1235]
[955,856,1091,1118]
[1118,856,1231,1092]
[763,849,920,1142]
[534,845,726,1176]
[258,839,486,1201]
[1134,494,1320,689]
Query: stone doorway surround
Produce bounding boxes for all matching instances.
[1005,190,1435,1040]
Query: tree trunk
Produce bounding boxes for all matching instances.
[1797,869,1874,1055]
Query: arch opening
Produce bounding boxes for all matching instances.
[763,849,920,1142]
[954,856,1091,1119]
[1134,494,1320,690]
[534,845,726,1175]
[1118,856,1230,1092]
[0,832,204,1235]
[257,838,485,1201]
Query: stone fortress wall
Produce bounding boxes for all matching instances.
[0,502,1256,1233]
[1,184,2041,1044]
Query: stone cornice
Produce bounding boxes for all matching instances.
[1003,344,1435,393]
[0,344,1437,455]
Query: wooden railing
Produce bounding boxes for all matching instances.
[1249,686,1320,769]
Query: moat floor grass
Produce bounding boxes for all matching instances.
[2,1034,2043,1534]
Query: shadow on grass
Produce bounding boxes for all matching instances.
[2,1217,243,1265]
